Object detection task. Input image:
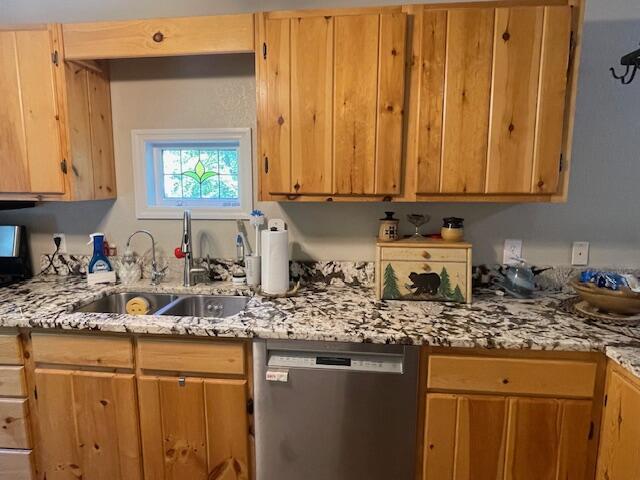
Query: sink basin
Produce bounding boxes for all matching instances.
[75,292,180,314]
[155,295,249,318]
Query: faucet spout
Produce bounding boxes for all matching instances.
[126,230,164,285]
[181,210,205,287]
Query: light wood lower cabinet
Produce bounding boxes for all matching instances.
[596,362,640,480]
[34,369,143,480]
[138,376,250,480]
[423,394,592,480]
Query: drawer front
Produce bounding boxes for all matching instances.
[0,399,30,449]
[137,339,245,375]
[63,14,254,60]
[0,367,26,397]
[428,355,598,398]
[0,335,22,365]
[32,334,134,368]
[381,247,468,262]
[379,260,469,302]
[0,449,34,480]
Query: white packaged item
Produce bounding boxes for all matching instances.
[261,223,289,295]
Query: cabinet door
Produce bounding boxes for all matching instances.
[138,376,250,480]
[35,369,142,480]
[596,370,640,480]
[0,27,65,194]
[423,394,592,480]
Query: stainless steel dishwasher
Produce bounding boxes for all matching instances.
[253,339,420,480]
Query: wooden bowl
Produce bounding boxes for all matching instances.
[570,279,640,315]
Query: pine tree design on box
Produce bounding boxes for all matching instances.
[382,263,465,302]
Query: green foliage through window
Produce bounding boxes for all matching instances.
[161,148,239,201]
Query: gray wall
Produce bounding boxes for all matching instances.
[0,0,639,268]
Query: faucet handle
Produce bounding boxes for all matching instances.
[174,247,185,259]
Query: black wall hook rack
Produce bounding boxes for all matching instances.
[610,44,640,85]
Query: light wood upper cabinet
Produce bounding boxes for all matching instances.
[0,26,65,195]
[0,25,116,201]
[596,363,640,480]
[257,8,407,199]
[404,3,577,201]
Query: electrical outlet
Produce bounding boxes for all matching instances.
[503,239,523,265]
[53,233,67,254]
[571,241,589,266]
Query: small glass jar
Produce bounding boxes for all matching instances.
[441,217,464,242]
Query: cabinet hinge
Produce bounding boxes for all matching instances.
[262,42,267,60]
[246,398,254,415]
[34,387,38,400]
[559,154,564,173]
[604,394,608,406]
[567,31,575,74]
[264,156,269,174]
[588,421,594,440]
[51,50,59,66]
[60,158,68,174]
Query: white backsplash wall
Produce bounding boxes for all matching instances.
[1,0,639,269]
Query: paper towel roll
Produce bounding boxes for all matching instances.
[261,230,289,294]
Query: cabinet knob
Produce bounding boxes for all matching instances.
[422,264,431,272]
[178,377,186,387]
[422,251,431,259]
[152,31,165,43]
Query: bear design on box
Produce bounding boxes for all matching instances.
[406,272,441,296]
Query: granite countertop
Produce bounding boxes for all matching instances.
[1,275,639,378]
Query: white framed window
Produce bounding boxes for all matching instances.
[131,128,253,219]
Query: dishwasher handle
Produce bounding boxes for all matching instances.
[267,349,404,374]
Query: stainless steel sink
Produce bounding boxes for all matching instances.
[155,295,249,318]
[74,292,248,318]
[75,292,180,314]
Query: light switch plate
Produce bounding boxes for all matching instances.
[53,233,67,254]
[503,239,523,265]
[571,241,589,266]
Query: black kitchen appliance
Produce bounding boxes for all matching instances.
[0,225,32,287]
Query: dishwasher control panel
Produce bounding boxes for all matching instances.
[267,349,404,374]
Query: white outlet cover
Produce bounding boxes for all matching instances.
[571,241,589,266]
[503,239,523,265]
[53,233,67,254]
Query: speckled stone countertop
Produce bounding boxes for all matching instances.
[1,276,639,378]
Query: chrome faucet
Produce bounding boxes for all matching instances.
[181,210,206,287]
[126,230,165,285]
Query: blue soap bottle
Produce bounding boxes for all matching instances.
[88,233,113,273]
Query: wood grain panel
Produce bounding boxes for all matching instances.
[505,398,561,480]
[290,16,333,194]
[596,370,640,480]
[35,369,81,480]
[204,380,250,479]
[375,12,406,195]
[531,6,572,194]
[159,377,207,479]
[0,398,31,449]
[0,449,34,480]
[32,333,134,368]
[73,372,142,480]
[0,31,30,193]
[423,394,457,479]
[63,14,254,60]
[486,7,544,193]
[137,377,165,480]
[428,355,597,398]
[333,14,379,195]
[0,334,22,365]
[64,63,95,199]
[415,10,447,194]
[15,29,65,194]
[87,67,116,199]
[0,366,26,396]
[441,9,494,193]
[137,338,245,375]
[380,246,468,262]
[454,395,508,480]
[263,18,291,194]
[557,400,592,480]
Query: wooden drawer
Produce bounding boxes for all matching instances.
[428,355,597,398]
[63,13,254,60]
[0,367,26,396]
[381,247,468,262]
[32,334,134,368]
[0,399,30,449]
[137,339,245,376]
[0,335,22,365]
[0,449,34,480]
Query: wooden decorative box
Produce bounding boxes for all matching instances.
[375,239,472,303]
